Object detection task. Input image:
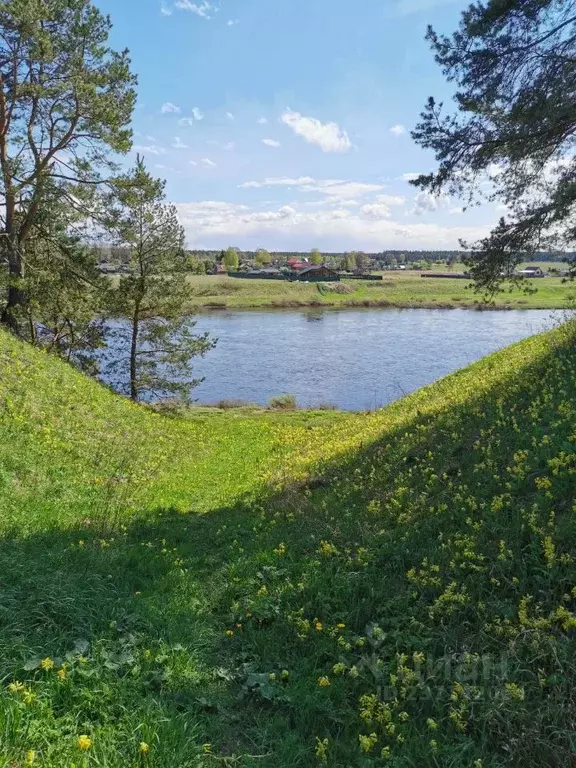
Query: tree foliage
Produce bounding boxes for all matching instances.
[310,248,323,265]
[0,0,136,330]
[412,0,576,293]
[103,158,214,402]
[255,248,272,265]
[224,247,239,270]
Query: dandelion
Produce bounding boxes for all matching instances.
[332,662,346,675]
[77,735,92,750]
[139,742,150,754]
[23,690,36,705]
[225,629,234,637]
[57,666,67,680]
[315,621,323,631]
[317,676,330,687]
[25,750,36,764]
[8,681,25,693]
[40,657,54,671]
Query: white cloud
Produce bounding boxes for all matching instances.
[161,102,180,114]
[412,190,449,216]
[201,158,216,167]
[307,180,383,199]
[375,194,406,206]
[222,141,236,151]
[262,138,281,148]
[175,0,213,18]
[227,19,239,25]
[401,172,421,182]
[239,177,315,189]
[257,117,268,124]
[238,177,383,200]
[176,199,489,250]
[160,2,172,16]
[449,207,464,215]
[190,160,198,166]
[178,107,204,127]
[226,111,235,121]
[362,203,392,219]
[389,124,407,136]
[133,144,166,156]
[172,136,188,149]
[280,109,351,153]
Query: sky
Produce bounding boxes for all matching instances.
[95,0,498,252]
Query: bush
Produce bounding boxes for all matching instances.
[267,394,297,410]
[212,399,258,409]
[313,401,338,411]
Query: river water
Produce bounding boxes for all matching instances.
[178,307,554,411]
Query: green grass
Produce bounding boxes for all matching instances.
[1,324,576,766]
[183,269,576,312]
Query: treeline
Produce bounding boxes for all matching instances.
[176,249,575,268]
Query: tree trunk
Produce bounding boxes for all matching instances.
[129,306,139,401]
[1,244,25,334]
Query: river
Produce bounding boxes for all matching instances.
[177,307,554,411]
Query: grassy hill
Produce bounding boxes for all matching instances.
[1,325,575,766]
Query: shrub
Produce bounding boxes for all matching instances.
[213,399,258,409]
[268,394,297,410]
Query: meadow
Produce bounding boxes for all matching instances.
[184,266,575,312]
[1,322,576,766]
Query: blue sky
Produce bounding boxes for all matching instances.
[96,0,498,251]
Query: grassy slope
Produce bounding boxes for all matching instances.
[184,271,575,311]
[1,327,576,766]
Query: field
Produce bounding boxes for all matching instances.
[184,266,575,312]
[1,324,576,766]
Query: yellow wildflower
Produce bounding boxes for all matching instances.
[8,681,25,694]
[225,629,234,637]
[317,676,330,687]
[25,750,36,764]
[77,735,92,750]
[315,737,329,761]
[57,666,67,680]
[40,657,54,671]
[315,621,323,631]
[23,690,36,705]
[358,733,378,753]
[139,742,150,754]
